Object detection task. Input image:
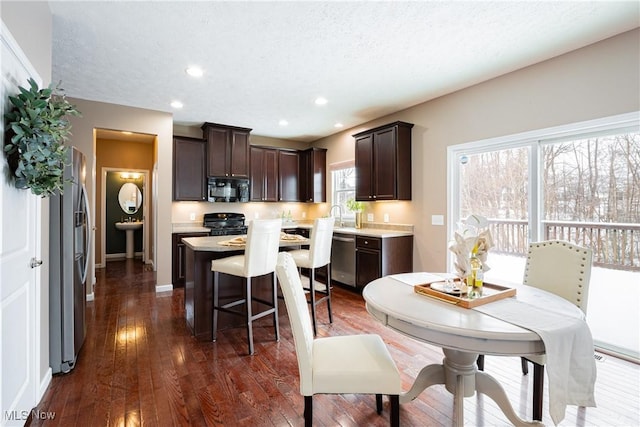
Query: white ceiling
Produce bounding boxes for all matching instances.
[49,1,639,143]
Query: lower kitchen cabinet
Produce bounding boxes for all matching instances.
[172,232,209,287]
[355,235,413,287]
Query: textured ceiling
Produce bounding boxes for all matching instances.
[49,1,639,143]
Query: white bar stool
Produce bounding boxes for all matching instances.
[288,217,335,335]
[211,218,282,355]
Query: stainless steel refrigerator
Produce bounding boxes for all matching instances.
[49,146,91,374]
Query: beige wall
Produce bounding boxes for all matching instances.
[96,139,155,265]
[2,1,52,86]
[313,28,640,273]
[65,99,174,289]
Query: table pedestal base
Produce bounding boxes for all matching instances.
[400,349,543,427]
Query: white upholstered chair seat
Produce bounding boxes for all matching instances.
[211,255,247,277]
[312,335,401,395]
[276,252,400,426]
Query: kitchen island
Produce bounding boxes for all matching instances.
[182,234,308,341]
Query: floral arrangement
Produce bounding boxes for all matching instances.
[448,214,494,278]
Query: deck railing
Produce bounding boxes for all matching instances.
[487,219,640,271]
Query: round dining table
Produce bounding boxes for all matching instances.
[362,273,583,427]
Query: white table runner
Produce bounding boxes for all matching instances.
[475,298,596,426]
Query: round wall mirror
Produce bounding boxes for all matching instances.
[118,182,142,214]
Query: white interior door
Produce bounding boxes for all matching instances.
[1,22,42,425]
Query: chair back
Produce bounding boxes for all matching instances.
[523,240,593,313]
[276,252,314,395]
[244,219,282,277]
[308,217,335,268]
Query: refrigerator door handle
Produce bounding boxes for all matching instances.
[80,183,91,285]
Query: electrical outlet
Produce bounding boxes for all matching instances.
[383,213,390,223]
[302,212,306,219]
[189,212,196,221]
[367,213,374,222]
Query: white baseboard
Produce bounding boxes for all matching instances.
[155,284,173,293]
[38,368,52,402]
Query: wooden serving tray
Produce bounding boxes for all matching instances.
[414,280,516,308]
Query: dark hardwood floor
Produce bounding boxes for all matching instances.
[31,259,639,426]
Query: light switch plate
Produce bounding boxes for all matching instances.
[383,213,390,223]
[189,212,196,221]
[367,213,374,222]
[431,215,444,225]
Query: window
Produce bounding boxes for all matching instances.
[332,166,356,218]
[448,112,640,361]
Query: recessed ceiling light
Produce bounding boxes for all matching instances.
[171,100,183,109]
[279,119,289,126]
[314,97,328,106]
[334,123,343,128]
[186,66,203,77]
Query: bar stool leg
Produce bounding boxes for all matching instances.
[326,264,333,324]
[309,268,318,336]
[272,271,279,342]
[213,271,219,342]
[246,277,254,355]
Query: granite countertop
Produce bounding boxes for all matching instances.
[330,227,413,238]
[182,234,309,252]
[172,225,210,233]
[173,221,414,238]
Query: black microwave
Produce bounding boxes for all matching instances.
[207,178,250,203]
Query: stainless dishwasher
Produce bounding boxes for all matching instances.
[331,233,356,287]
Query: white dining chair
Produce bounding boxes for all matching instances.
[288,216,335,335]
[211,218,282,355]
[477,239,593,421]
[276,252,401,427]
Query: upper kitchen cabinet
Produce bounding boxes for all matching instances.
[202,122,251,178]
[354,121,413,201]
[250,146,278,202]
[299,147,327,203]
[173,136,207,201]
[278,149,299,202]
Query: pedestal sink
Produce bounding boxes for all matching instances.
[115,221,143,259]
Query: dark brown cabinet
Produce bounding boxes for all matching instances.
[354,121,413,201]
[299,147,327,203]
[202,122,251,178]
[173,136,207,201]
[172,232,209,287]
[355,235,413,287]
[250,146,278,201]
[278,150,299,202]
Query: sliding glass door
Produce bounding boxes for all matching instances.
[448,113,640,360]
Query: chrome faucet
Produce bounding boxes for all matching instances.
[330,205,344,227]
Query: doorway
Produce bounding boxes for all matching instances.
[95,129,155,271]
[101,168,149,264]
